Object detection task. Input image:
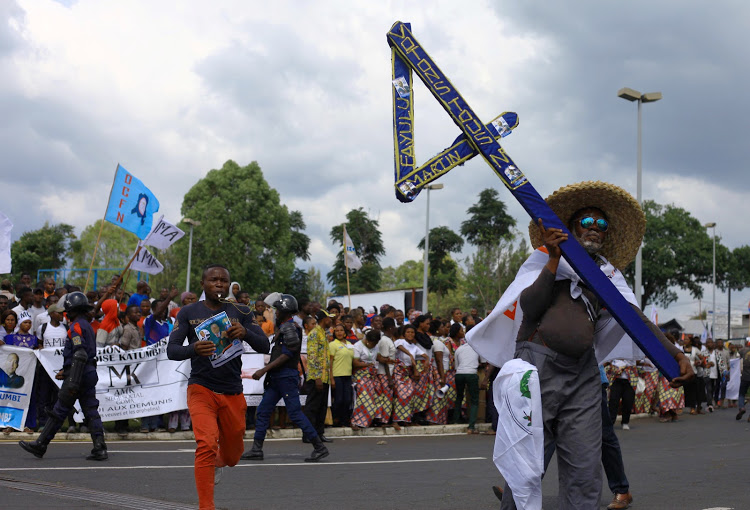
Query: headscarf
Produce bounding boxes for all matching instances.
[228,281,241,302]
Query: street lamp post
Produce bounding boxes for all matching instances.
[618,87,662,309]
[704,222,716,337]
[182,218,201,293]
[422,184,444,313]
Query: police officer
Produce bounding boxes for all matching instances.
[241,293,329,462]
[19,291,108,461]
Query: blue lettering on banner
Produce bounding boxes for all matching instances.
[386,21,679,380]
[0,406,24,428]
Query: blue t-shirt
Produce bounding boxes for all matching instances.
[5,333,38,349]
[127,293,150,307]
[144,315,172,345]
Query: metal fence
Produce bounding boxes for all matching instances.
[36,268,148,290]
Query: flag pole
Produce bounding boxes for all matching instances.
[85,164,119,293]
[343,224,352,311]
[109,242,143,291]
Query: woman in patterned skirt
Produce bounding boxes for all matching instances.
[376,318,398,428]
[657,333,686,422]
[410,316,434,425]
[393,324,420,426]
[351,330,383,430]
[426,320,450,424]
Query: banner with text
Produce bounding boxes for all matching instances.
[36,340,188,421]
[0,345,38,430]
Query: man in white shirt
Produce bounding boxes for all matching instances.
[28,288,47,324]
[33,295,61,335]
[11,286,33,316]
[453,342,486,432]
[35,302,68,429]
[705,339,718,412]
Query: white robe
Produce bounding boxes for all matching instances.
[493,359,543,510]
[466,248,645,368]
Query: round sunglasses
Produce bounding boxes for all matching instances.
[579,216,609,232]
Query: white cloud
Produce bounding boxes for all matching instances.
[2,0,748,323]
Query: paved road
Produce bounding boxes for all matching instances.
[1,410,748,509]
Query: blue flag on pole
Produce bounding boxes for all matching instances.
[104,164,160,240]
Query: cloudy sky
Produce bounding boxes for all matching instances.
[2,0,749,322]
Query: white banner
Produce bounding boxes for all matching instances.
[131,246,164,275]
[143,215,185,251]
[36,340,188,421]
[26,343,301,422]
[0,345,37,430]
[726,357,741,401]
[0,210,12,274]
[343,225,362,270]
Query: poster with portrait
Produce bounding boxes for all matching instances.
[195,311,244,368]
[0,345,38,430]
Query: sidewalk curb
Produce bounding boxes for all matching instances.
[2,422,495,442]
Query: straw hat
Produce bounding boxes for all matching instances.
[528,181,646,270]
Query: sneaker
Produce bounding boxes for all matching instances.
[736,409,746,421]
[708,405,714,413]
[79,426,89,433]
[622,424,630,430]
[66,426,76,433]
[214,467,223,485]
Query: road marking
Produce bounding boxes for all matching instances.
[106,449,196,453]
[0,476,196,509]
[1,432,478,447]
[702,508,734,510]
[0,456,486,472]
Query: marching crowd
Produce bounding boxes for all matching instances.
[292,300,493,435]
[2,272,748,441]
[0,273,498,436]
[605,332,749,428]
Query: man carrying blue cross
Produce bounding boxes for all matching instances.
[468,181,692,510]
[387,22,693,509]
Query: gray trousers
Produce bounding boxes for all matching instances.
[501,342,602,510]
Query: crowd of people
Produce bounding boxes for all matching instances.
[291,300,494,435]
[605,332,749,427]
[0,272,499,437]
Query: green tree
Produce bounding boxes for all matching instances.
[147,245,183,295]
[626,200,715,307]
[306,266,329,305]
[463,234,529,315]
[174,160,310,297]
[460,188,516,247]
[380,259,423,290]
[327,208,385,294]
[287,268,310,303]
[71,220,139,269]
[289,210,311,262]
[9,223,76,281]
[67,219,140,291]
[418,226,464,310]
[718,245,750,293]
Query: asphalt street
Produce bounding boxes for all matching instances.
[0,409,748,510]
